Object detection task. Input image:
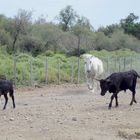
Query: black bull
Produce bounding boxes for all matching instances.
[0,79,15,110]
[99,70,140,109]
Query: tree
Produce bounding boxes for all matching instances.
[120,13,138,26]
[0,15,12,48]
[76,16,93,31]
[10,9,32,54]
[120,13,140,39]
[19,36,43,56]
[72,24,91,56]
[98,24,121,36]
[35,15,47,24]
[31,23,63,53]
[57,5,78,31]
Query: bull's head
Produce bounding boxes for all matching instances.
[99,79,110,96]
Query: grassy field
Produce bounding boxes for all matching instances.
[0,47,140,86]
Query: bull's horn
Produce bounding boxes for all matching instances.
[94,78,100,81]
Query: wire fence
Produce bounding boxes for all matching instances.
[1,55,140,87]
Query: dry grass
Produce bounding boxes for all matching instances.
[118,128,140,139]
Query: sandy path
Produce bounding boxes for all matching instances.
[0,84,140,140]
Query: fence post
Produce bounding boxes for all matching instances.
[58,61,60,85]
[71,63,74,83]
[13,57,16,86]
[114,56,117,72]
[130,56,133,69]
[107,57,109,75]
[119,57,121,72]
[45,58,48,84]
[30,60,33,86]
[123,57,126,71]
[77,57,80,84]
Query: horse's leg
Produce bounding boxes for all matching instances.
[96,74,102,90]
[86,76,94,90]
[86,75,89,88]
[91,78,95,93]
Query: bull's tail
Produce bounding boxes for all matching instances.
[134,70,140,78]
[137,74,140,79]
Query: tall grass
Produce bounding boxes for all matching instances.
[0,46,140,86]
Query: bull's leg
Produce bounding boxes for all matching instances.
[3,94,8,110]
[134,96,137,103]
[133,91,137,104]
[130,91,136,105]
[11,94,15,109]
[9,90,15,109]
[115,94,118,107]
[109,94,115,109]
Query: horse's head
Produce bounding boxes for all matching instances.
[84,56,93,74]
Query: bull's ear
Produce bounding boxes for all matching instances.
[99,79,105,83]
[106,80,111,85]
[106,78,110,82]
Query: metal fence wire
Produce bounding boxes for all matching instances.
[1,55,140,86]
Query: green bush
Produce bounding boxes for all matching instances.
[45,50,54,57]
[0,46,140,86]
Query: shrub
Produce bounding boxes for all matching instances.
[45,50,54,57]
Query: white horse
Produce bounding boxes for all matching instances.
[83,54,104,92]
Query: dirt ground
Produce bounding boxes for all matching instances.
[0,84,140,140]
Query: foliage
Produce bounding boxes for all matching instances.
[0,8,140,56]
[0,46,140,86]
[57,5,78,31]
[120,13,140,39]
[98,24,121,36]
[0,7,140,86]
[45,50,54,57]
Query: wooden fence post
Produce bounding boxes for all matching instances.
[30,60,33,86]
[130,56,133,69]
[114,56,117,72]
[45,58,48,84]
[107,57,109,75]
[58,61,60,85]
[71,63,74,83]
[77,57,80,84]
[13,57,16,86]
[123,57,126,71]
[119,57,121,72]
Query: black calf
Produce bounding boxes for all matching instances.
[0,80,15,110]
[99,70,140,109]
